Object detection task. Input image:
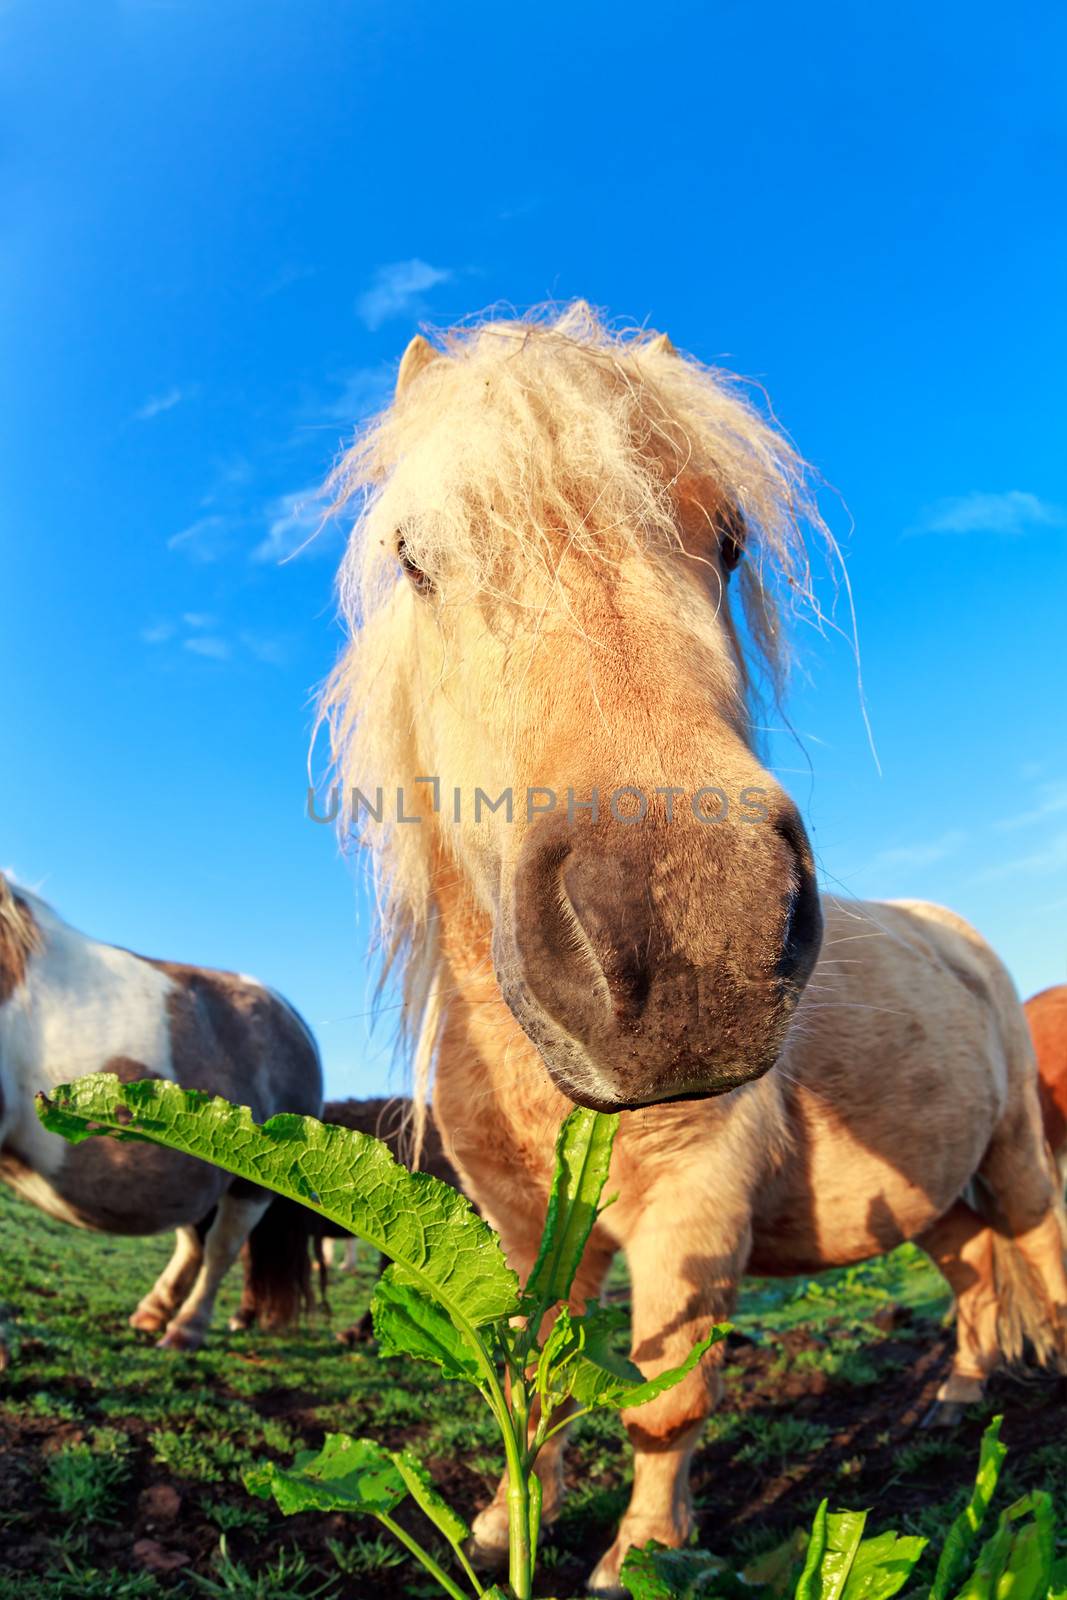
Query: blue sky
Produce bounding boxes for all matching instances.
[3,0,1065,1098]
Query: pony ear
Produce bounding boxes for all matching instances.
[396,334,438,397]
[644,331,676,358]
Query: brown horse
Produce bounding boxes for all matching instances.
[229,1096,459,1339]
[321,306,1067,1592]
[0,874,322,1357]
[1029,984,1067,1176]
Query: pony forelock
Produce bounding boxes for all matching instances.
[316,302,848,1123]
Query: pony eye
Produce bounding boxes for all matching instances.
[397,535,434,596]
[718,507,745,575]
[720,532,743,574]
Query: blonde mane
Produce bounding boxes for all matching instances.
[318,302,841,1126]
[0,873,43,984]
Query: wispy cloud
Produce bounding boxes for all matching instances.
[140,621,176,645]
[910,490,1065,538]
[861,830,966,875]
[134,386,186,422]
[995,779,1067,832]
[167,514,232,562]
[319,367,393,425]
[141,612,288,667]
[183,634,231,661]
[356,259,452,331]
[252,485,331,564]
[498,197,540,222]
[261,263,317,299]
[975,830,1067,882]
[238,630,289,665]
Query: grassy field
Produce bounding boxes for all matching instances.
[1,1185,1065,1599]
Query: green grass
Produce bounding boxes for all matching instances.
[1,1183,1061,1600]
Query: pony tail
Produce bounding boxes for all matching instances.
[243,1199,317,1330]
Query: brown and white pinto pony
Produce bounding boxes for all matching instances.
[0,874,323,1359]
[321,305,1067,1594]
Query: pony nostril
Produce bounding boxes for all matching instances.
[771,807,823,982]
[599,949,652,1020]
[559,853,655,1021]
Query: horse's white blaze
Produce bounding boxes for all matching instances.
[0,891,176,1181]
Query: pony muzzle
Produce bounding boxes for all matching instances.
[494,809,822,1110]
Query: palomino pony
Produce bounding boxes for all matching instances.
[0,874,323,1357]
[321,305,1067,1593]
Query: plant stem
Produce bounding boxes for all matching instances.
[504,1373,533,1600]
[377,1511,474,1600]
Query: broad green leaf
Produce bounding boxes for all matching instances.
[1048,1554,1067,1600]
[37,1076,518,1336]
[953,1519,1015,1600]
[620,1541,726,1599]
[389,1446,470,1548]
[538,1303,636,1404]
[795,1512,927,1600]
[564,1306,727,1412]
[524,1108,619,1309]
[976,1493,1053,1600]
[538,1303,726,1417]
[997,1513,1052,1600]
[842,1531,928,1600]
[245,1434,405,1516]
[929,1417,1007,1600]
[801,1510,868,1600]
[372,1266,485,1382]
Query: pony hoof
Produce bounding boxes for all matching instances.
[157,1325,203,1352]
[923,1371,986,1427]
[921,1400,966,1429]
[129,1308,168,1333]
[587,1543,627,1597]
[335,1314,375,1347]
[228,1313,254,1332]
[466,1503,510,1571]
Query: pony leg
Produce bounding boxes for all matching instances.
[916,1200,1000,1422]
[129,1225,203,1333]
[587,1214,743,1596]
[342,1237,359,1271]
[159,1188,271,1351]
[318,1237,335,1271]
[227,1242,257,1332]
[979,1102,1067,1368]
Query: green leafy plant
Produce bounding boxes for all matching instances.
[188,1535,338,1598]
[41,1438,130,1521]
[619,1416,1067,1600]
[37,1074,724,1600]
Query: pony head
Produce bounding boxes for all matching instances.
[324,304,829,1111]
